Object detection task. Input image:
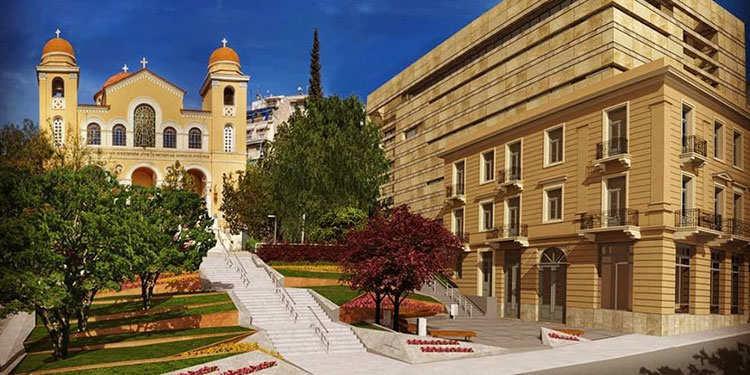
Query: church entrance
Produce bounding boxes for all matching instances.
[131,167,156,187]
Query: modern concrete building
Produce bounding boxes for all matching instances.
[367,0,749,335]
[246,93,307,161]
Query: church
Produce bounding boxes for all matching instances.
[36,30,248,217]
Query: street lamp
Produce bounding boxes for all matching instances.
[267,215,277,244]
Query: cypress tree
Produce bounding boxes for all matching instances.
[308,28,323,98]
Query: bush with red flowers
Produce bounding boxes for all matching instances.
[176,365,219,375]
[406,339,459,346]
[420,346,474,353]
[220,361,276,375]
[256,243,346,263]
[339,293,444,323]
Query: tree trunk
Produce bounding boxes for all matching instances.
[37,307,70,359]
[373,292,383,325]
[76,289,97,332]
[140,272,160,310]
[391,293,402,331]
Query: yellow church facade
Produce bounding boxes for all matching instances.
[36,31,248,217]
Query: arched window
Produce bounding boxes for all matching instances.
[52,77,64,97]
[112,124,126,146]
[223,124,233,152]
[52,117,64,146]
[87,123,101,145]
[540,248,567,265]
[163,127,177,149]
[188,128,202,149]
[133,104,156,147]
[223,86,235,106]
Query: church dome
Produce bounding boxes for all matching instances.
[208,46,240,66]
[42,37,75,57]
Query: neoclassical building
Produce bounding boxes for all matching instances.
[37,31,248,217]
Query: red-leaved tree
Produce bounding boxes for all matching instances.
[342,205,463,330]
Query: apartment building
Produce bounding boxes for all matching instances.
[246,93,307,160]
[367,0,749,335]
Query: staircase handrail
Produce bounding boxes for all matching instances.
[216,230,251,288]
[277,286,299,322]
[429,276,479,317]
[307,306,331,352]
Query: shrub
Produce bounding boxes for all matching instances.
[256,243,346,263]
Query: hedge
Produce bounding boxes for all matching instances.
[256,243,347,263]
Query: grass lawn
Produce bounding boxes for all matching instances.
[89,293,231,316]
[26,326,252,353]
[15,335,238,373]
[406,293,440,304]
[309,285,361,305]
[352,321,389,331]
[275,268,343,280]
[84,302,236,331]
[64,353,235,375]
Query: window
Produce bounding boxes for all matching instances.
[112,124,126,146]
[223,86,235,106]
[480,201,494,231]
[731,255,741,314]
[681,175,694,212]
[188,128,202,149]
[600,244,632,311]
[734,193,743,220]
[733,131,742,168]
[86,123,101,145]
[715,186,724,220]
[404,124,419,140]
[506,141,522,180]
[545,126,564,166]
[682,104,692,148]
[481,150,495,182]
[710,251,721,314]
[714,121,724,159]
[605,176,627,226]
[134,104,156,147]
[52,117,63,147]
[605,106,628,156]
[383,127,396,146]
[453,208,465,239]
[675,246,692,313]
[544,185,563,222]
[163,127,176,148]
[223,124,234,152]
[453,161,465,196]
[51,77,64,97]
[505,196,521,236]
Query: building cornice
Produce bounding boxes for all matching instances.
[199,73,250,97]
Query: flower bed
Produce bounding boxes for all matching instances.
[221,361,277,375]
[180,342,282,359]
[406,339,459,346]
[177,365,219,375]
[256,243,346,263]
[340,293,444,323]
[420,346,474,353]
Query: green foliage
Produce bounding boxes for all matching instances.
[0,119,54,173]
[162,160,199,193]
[308,28,323,98]
[310,206,367,243]
[221,163,272,239]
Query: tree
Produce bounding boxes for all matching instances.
[310,206,367,243]
[221,163,272,240]
[308,28,323,98]
[342,206,463,330]
[163,160,199,193]
[264,96,389,241]
[127,186,215,309]
[0,120,54,173]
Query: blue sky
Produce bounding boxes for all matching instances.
[0,0,747,125]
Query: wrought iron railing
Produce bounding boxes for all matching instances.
[675,208,722,231]
[681,135,708,157]
[723,218,750,238]
[445,184,465,198]
[596,137,629,159]
[486,224,528,239]
[498,167,522,183]
[580,208,639,229]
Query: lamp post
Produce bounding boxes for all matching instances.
[267,215,277,244]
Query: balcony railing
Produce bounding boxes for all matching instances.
[723,218,750,238]
[445,184,465,198]
[455,232,469,243]
[486,224,528,239]
[675,209,722,231]
[596,137,629,160]
[498,167,522,183]
[681,135,707,157]
[580,208,639,230]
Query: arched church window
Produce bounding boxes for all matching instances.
[87,123,101,145]
[52,117,64,147]
[133,104,156,147]
[188,128,202,149]
[163,127,177,149]
[52,77,64,97]
[223,86,235,106]
[112,124,126,146]
[223,124,233,152]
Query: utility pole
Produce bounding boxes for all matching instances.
[301,213,306,244]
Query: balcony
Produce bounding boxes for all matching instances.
[680,135,707,167]
[445,184,465,204]
[497,167,523,193]
[674,208,722,240]
[485,224,529,247]
[594,137,630,171]
[578,208,641,240]
[718,218,750,244]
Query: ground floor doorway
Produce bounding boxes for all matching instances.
[539,248,567,323]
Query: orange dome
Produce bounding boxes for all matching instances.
[209,46,240,65]
[101,71,132,90]
[42,37,75,56]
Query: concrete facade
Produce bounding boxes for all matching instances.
[246,93,307,161]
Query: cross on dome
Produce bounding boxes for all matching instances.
[55,28,61,38]
[221,38,228,48]
[140,57,148,69]
[122,64,129,73]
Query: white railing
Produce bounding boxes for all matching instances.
[277,284,300,322]
[429,277,477,318]
[216,230,251,288]
[307,306,331,352]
